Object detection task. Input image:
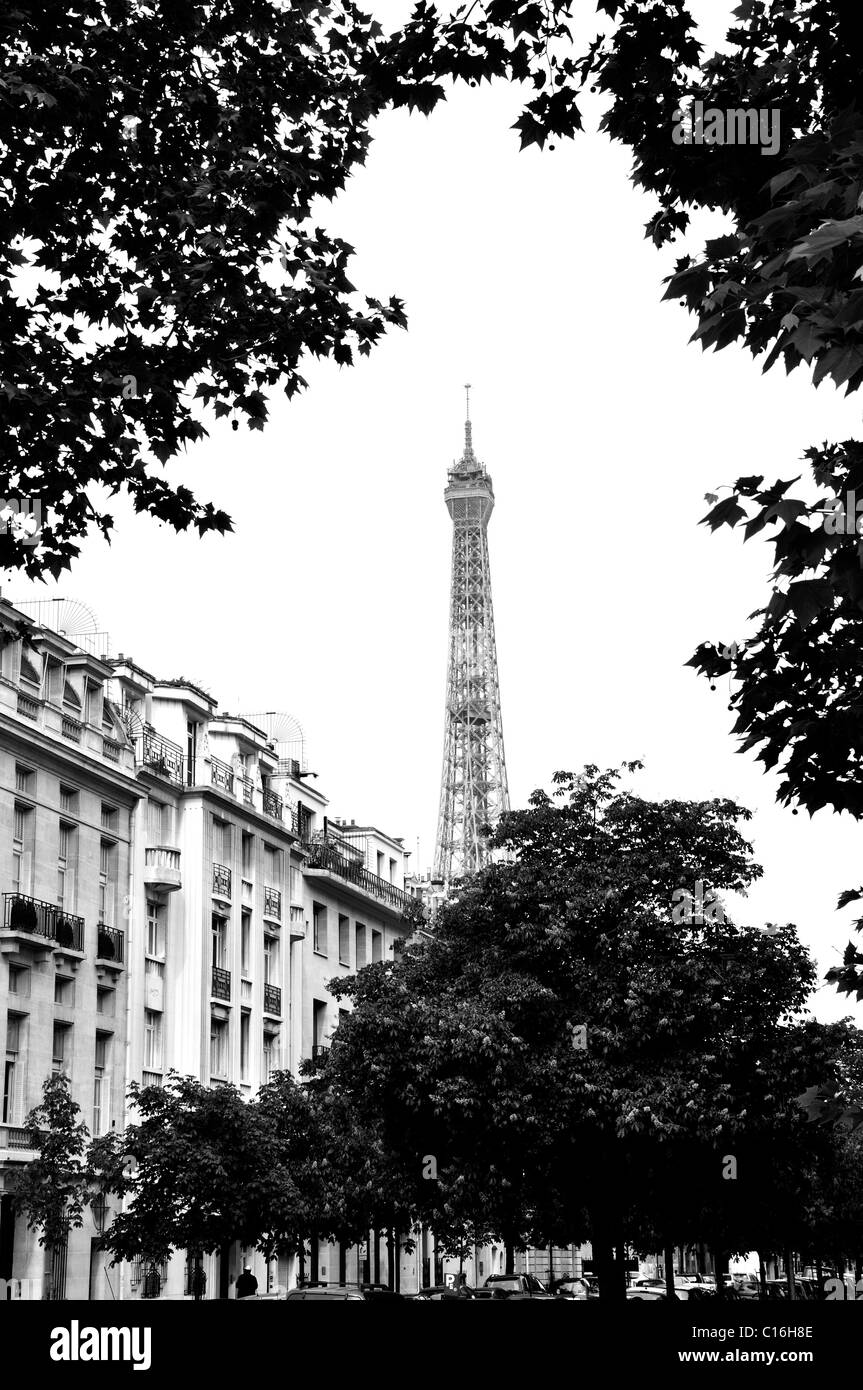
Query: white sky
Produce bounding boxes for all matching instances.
[11,1,863,1025]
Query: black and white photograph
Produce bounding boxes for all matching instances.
[2,0,863,1371]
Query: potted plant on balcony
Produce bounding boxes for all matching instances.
[97,927,115,960]
[55,916,75,949]
[9,897,38,932]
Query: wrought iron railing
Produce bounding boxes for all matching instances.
[263,787,282,820]
[211,965,231,1001]
[138,728,185,786]
[310,1044,329,1071]
[96,924,125,964]
[212,863,232,898]
[303,836,413,912]
[210,756,234,795]
[263,983,281,1016]
[263,886,282,920]
[3,893,84,950]
[242,776,254,806]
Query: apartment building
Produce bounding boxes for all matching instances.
[0,600,138,1299]
[0,597,420,1298]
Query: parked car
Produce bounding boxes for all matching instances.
[409,1283,474,1300]
[482,1274,554,1299]
[283,1282,405,1301]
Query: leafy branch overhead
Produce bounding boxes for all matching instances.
[1,0,581,576]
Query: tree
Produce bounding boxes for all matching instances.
[325,765,828,1298]
[1,0,581,577]
[13,1074,91,1288]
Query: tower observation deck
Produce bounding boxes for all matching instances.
[433,388,510,885]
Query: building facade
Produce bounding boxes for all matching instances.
[0,599,418,1299]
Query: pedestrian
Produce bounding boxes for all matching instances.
[236,1265,259,1299]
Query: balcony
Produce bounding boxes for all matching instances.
[212,863,232,899]
[242,776,254,807]
[210,756,234,796]
[263,983,281,1017]
[137,727,185,786]
[211,965,231,1001]
[302,835,414,913]
[96,924,125,975]
[61,714,82,743]
[1,894,84,955]
[289,905,306,940]
[263,886,282,921]
[144,845,182,893]
[0,1123,40,1159]
[16,691,40,721]
[263,788,282,821]
[102,737,123,763]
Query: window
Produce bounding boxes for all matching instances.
[210,1018,228,1078]
[312,903,327,956]
[313,999,327,1051]
[212,913,227,969]
[57,821,77,911]
[213,816,231,865]
[12,801,33,894]
[96,987,114,1018]
[338,914,350,966]
[242,833,254,877]
[47,660,63,703]
[240,1012,250,1082]
[3,1014,23,1124]
[14,764,34,795]
[8,965,30,997]
[376,851,385,878]
[371,930,382,964]
[54,975,74,1006]
[263,934,278,985]
[148,799,168,843]
[99,840,116,926]
[241,910,251,976]
[101,803,119,832]
[389,857,398,884]
[262,1031,277,1081]
[52,1022,71,1075]
[59,784,77,814]
[146,900,165,958]
[290,866,301,902]
[85,683,102,726]
[355,924,367,970]
[186,719,198,785]
[143,1010,162,1070]
[93,1033,110,1135]
[264,844,279,887]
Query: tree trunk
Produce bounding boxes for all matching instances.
[786,1247,795,1300]
[504,1241,514,1274]
[386,1228,395,1290]
[664,1242,676,1300]
[759,1253,768,1299]
[815,1256,824,1300]
[713,1249,726,1300]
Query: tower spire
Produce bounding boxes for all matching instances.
[460,382,477,468]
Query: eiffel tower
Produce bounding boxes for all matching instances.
[433,388,510,885]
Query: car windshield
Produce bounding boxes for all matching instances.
[488,1277,521,1290]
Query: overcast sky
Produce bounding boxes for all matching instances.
[11,1,863,1025]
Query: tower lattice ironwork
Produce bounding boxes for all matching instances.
[434,388,509,885]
